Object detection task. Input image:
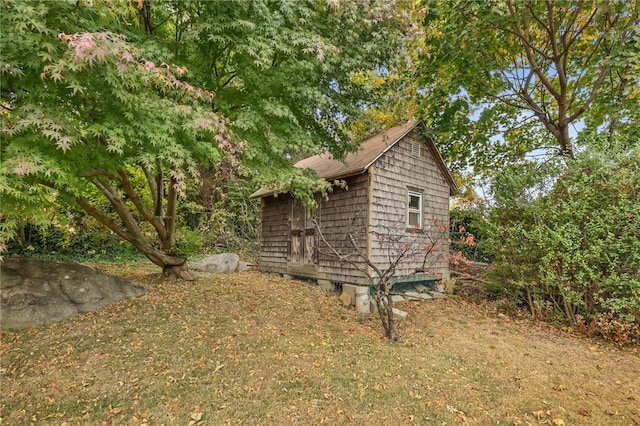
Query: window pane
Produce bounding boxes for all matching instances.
[409,194,421,209]
[408,212,420,226]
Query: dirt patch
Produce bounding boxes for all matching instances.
[1,267,638,425]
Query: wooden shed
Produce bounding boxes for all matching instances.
[251,120,457,287]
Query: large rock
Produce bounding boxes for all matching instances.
[1,258,146,330]
[190,253,240,273]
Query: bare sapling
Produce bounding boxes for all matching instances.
[313,212,449,340]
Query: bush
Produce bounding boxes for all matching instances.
[450,207,493,263]
[6,215,142,263]
[485,137,640,345]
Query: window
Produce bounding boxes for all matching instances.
[407,190,422,228]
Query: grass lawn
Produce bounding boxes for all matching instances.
[1,266,639,425]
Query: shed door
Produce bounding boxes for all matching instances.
[288,199,318,275]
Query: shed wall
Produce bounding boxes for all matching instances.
[258,195,290,274]
[258,175,371,285]
[370,129,451,279]
[316,173,370,285]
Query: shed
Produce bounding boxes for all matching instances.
[250,120,457,287]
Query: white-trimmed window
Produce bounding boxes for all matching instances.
[407,190,422,228]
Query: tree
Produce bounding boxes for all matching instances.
[1,1,410,275]
[314,214,450,340]
[161,0,411,199]
[417,0,639,173]
[1,1,226,278]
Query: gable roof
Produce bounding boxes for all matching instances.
[251,120,458,198]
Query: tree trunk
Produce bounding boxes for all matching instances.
[163,263,196,281]
[375,284,398,341]
[75,194,196,281]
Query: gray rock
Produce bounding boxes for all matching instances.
[413,284,431,293]
[236,261,251,272]
[190,253,240,273]
[1,258,146,330]
[391,294,406,304]
[392,307,408,321]
[403,291,433,301]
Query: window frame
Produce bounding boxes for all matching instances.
[407,190,423,229]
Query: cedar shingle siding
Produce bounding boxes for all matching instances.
[369,128,450,280]
[252,121,456,285]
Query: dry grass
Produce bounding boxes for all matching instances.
[1,266,639,425]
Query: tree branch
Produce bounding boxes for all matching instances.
[117,168,168,242]
[566,62,610,123]
[140,163,161,216]
[75,195,135,243]
[91,176,143,237]
[220,72,236,89]
[506,0,562,101]
[163,172,178,251]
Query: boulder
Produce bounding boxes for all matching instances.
[1,257,146,330]
[190,253,240,273]
[237,261,251,272]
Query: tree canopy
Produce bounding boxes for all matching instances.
[418,0,639,174]
[0,0,410,274]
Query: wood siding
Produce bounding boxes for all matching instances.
[316,173,370,285]
[258,175,370,285]
[257,128,451,284]
[369,129,451,280]
[258,195,290,274]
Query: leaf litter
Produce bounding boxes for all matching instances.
[1,266,639,425]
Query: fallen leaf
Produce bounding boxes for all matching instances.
[532,410,546,419]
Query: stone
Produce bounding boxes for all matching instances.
[317,279,333,291]
[392,307,408,321]
[369,297,378,314]
[403,291,433,301]
[391,294,406,304]
[190,253,240,273]
[430,291,447,299]
[341,284,357,303]
[413,284,431,293]
[236,261,251,272]
[354,286,370,314]
[1,257,146,330]
[338,292,352,306]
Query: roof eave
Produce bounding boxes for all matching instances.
[249,170,368,199]
[362,120,422,171]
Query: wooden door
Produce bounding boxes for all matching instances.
[288,199,318,276]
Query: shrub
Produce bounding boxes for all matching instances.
[450,207,493,263]
[485,137,640,345]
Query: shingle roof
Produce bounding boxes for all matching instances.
[251,120,457,198]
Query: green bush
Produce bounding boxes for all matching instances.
[6,216,143,263]
[485,137,640,345]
